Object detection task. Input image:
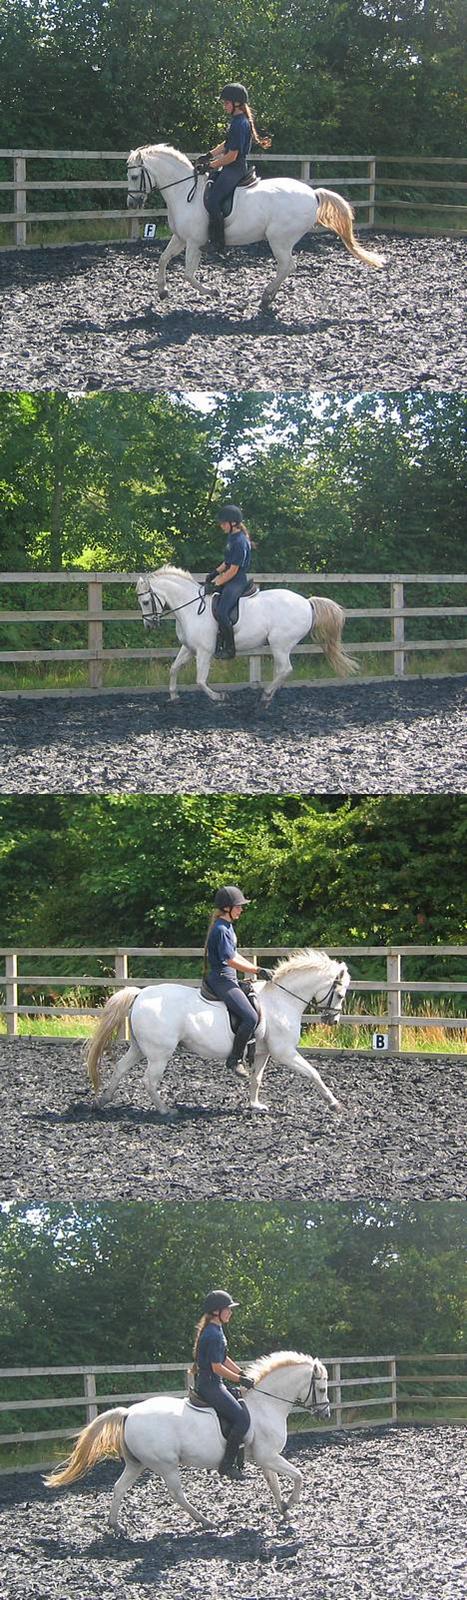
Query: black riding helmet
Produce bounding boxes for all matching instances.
[213,885,250,909]
[203,1289,240,1313]
[218,504,243,526]
[220,84,249,105]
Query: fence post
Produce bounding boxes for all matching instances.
[84,1371,98,1423]
[114,951,129,1039]
[391,580,405,677]
[249,652,263,687]
[88,578,104,690]
[332,1361,342,1428]
[300,160,311,183]
[368,158,376,226]
[387,951,402,1053]
[5,952,19,1037]
[389,1357,397,1423]
[14,155,27,247]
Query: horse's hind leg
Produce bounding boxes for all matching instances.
[262,645,293,703]
[261,237,296,308]
[160,1465,212,1528]
[143,1052,171,1112]
[109,1457,144,1531]
[184,240,206,293]
[157,233,185,298]
[100,1041,142,1106]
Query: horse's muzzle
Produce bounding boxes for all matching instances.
[127,193,142,209]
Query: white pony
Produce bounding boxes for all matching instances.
[127,144,384,309]
[46,1351,330,1529]
[85,948,350,1114]
[136,567,358,702]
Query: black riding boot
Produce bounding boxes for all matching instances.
[208,212,226,257]
[218,1427,246,1481]
[225,1021,256,1071]
[214,621,235,659]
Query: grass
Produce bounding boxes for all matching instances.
[1,646,466,694]
[1,1001,466,1053]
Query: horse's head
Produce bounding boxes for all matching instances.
[316,960,350,1025]
[136,574,163,629]
[310,1358,331,1420]
[127,148,151,208]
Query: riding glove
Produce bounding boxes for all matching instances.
[257,967,274,981]
[239,1375,255,1390]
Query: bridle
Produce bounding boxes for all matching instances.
[270,971,346,1025]
[128,160,199,205]
[138,582,208,626]
[251,1366,327,1417]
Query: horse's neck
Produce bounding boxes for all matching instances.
[147,148,193,187]
[155,572,197,607]
[278,962,335,1007]
[255,1362,311,1407]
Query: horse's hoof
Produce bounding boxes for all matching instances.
[158,287,169,300]
[331,1099,343,1114]
[236,1063,249,1078]
[169,693,180,702]
[251,1100,269,1114]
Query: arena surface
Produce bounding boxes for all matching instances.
[1,676,466,793]
[0,1426,464,1600]
[1,1039,464,1201]
[1,233,466,391]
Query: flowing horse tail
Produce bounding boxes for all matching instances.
[310,596,359,677]
[315,188,384,268]
[45,1407,129,1487]
[84,987,141,1092]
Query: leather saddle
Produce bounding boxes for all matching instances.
[187,1388,250,1440]
[211,581,259,626]
[220,167,260,217]
[200,976,262,1035]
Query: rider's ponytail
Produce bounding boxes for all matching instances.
[191,1312,212,1373]
[239,519,257,550]
[241,100,272,150]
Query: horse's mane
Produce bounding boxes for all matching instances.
[272,948,337,985]
[154,564,194,580]
[245,1351,321,1384]
[129,144,193,171]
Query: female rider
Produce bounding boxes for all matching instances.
[207,504,253,659]
[193,1288,254,1479]
[204,885,272,1069]
[203,83,271,253]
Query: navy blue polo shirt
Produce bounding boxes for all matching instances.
[224,113,252,163]
[197,1322,227,1384]
[207,917,237,978]
[224,531,251,571]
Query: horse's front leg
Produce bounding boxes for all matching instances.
[261,236,296,309]
[157,233,185,299]
[280,1046,341,1111]
[169,643,193,700]
[184,240,206,293]
[249,1049,271,1112]
[195,646,223,702]
[262,1452,304,1510]
[262,1467,284,1514]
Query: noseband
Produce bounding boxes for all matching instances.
[139,583,208,626]
[128,163,199,204]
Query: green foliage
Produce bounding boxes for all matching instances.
[0,1,465,156]
[0,1203,465,1375]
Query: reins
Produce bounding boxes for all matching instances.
[247,1370,321,1415]
[142,582,208,624]
[134,163,199,204]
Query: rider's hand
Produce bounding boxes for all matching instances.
[257,967,274,981]
[205,569,218,583]
[239,1374,255,1390]
[195,154,211,173]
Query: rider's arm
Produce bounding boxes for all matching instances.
[209,149,239,169]
[211,1358,243,1379]
[227,953,259,976]
[214,563,239,585]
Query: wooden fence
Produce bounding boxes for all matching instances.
[1,571,466,694]
[1,944,466,1054]
[1,150,466,247]
[1,1353,465,1473]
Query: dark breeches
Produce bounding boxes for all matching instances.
[216,571,249,625]
[196,1378,250,1438]
[206,972,258,1033]
[204,165,246,218]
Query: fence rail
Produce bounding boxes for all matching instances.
[1,1353,465,1473]
[1,149,466,247]
[1,944,466,1054]
[1,571,466,694]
